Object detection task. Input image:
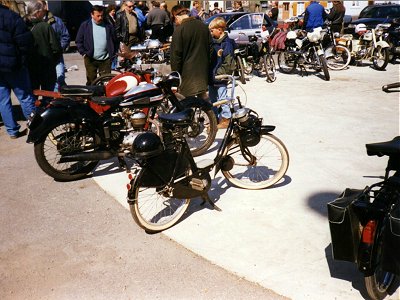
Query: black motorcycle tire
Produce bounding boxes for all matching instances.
[236,56,246,84]
[263,54,277,83]
[34,122,99,181]
[178,104,217,157]
[278,50,297,74]
[129,168,190,233]
[372,46,390,71]
[92,73,117,86]
[364,226,397,300]
[318,54,330,81]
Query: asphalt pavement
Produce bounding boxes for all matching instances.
[4,52,399,300]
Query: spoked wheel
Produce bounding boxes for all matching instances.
[184,107,217,157]
[364,227,397,300]
[324,45,351,70]
[263,54,277,82]
[278,50,297,74]
[372,46,389,71]
[222,134,289,189]
[236,56,246,84]
[91,73,117,85]
[129,169,190,233]
[34,122,99,181]
[242,57,253,75]
[318,54,330,81]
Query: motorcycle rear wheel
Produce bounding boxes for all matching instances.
[222,134,289,189]
[372,46,389,71]
[129,169,190,233]
[34,122,99,181]
[364,228,397,300]
[324,45,351,71]
[278,50,297,74]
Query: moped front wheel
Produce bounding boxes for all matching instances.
[318,54,330,81]
[372,46,389,71]
[236,56,246,84]
[277,50,297,74]
[129,169,190,233]
[324,45,351,70]
[222,134,289,189]
[263,54,277,83]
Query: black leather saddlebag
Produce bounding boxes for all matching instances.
[328,188,369,262]
[382,202,400,276]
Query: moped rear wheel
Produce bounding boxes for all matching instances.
[129,169,190,233]
[364,228,397,300]
[222,134,289,189]
[278,50,297,74]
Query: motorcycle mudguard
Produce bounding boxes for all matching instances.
[27,101,99,143]
[376,40,390,49]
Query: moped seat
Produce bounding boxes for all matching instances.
[158,109,194,127]
[366,136,400,157]
[60,85,105,97]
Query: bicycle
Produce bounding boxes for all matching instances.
[126,73,289,233]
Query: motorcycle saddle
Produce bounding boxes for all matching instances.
[158,108,194,128]
[60,85,105,97]
[366,136,400,157]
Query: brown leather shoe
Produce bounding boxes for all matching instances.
[217,118,229,129]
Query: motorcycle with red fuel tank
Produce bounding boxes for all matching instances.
[28,71,217,181]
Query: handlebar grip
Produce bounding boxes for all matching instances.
[212,99,229,107]
[215,74,232,81]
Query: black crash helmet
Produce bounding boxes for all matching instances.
[132,132,163,158]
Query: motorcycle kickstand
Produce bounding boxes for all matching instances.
[118,156,130,173]
[200,193,222,212]
[298,64,308,77]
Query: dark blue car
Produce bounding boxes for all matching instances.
[346,4,400,34]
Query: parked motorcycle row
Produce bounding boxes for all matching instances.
[271,16,400,82]
[25,23,398,300]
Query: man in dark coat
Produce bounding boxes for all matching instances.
[76,5,117,85]
[170,5,212,98]
[146,1,170,43]
[25,0,62,92]
[0,2,35,138]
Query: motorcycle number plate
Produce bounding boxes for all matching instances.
[317,49,324,56]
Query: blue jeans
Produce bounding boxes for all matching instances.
[0,67,35,136]
[54,56,66,92]
[208,85,231,119]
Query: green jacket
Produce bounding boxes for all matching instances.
[170,17,212,97]
[26,19,62,76]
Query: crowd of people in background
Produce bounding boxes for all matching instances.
[0,0,346,138]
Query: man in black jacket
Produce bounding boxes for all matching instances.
[0,2,35,138]
[170,5,212,98]
[115,0,140,47]
[76,5,117,85]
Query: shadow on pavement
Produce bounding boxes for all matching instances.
[324,244,368,299]
[307,191,340,218]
